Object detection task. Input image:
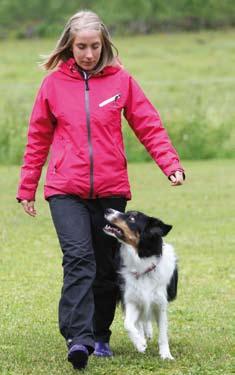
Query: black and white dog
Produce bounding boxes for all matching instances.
[104,209,178,360]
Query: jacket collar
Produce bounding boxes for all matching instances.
[58,57,121,79]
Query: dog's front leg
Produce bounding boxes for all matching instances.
[157,306,174,360]
[124,303,147,353]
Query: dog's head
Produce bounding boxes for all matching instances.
[104,209,172,258]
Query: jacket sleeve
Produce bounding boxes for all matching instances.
[17,78,55,201]
[123,75,184,177]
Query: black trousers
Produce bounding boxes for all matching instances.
[48,195,126,352]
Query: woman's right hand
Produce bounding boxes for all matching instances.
[21,200,37,217]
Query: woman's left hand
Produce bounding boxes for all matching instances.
[169,171,184,186]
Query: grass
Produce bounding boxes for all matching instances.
[0,160,235,374]
[0,29,235,162]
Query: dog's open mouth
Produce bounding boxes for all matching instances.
[103,224,123,238]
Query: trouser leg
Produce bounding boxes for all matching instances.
[48,195,96,352]
[87,197,127,343]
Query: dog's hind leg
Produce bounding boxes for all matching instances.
[136,321,145,338]
[143,320,153,341]
[156,305,174,360]
[124,303,147,353]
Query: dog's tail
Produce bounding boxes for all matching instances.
[167,267,178,302]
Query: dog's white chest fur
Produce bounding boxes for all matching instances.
[121,243,176,310]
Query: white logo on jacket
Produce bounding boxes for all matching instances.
[99,94,121,107]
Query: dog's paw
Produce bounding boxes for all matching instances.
[135,339,147,353]
[159,346,175,360]
[160,353,175,360]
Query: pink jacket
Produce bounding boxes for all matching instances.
[17,58,184,201]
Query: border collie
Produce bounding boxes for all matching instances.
[104,208,178,360]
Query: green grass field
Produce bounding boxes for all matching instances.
[1,160,234,374]
[0,29,235,162]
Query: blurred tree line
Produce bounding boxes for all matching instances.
[0,0,234,38]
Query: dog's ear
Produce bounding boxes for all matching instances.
[147,218,172,237]
[138,217,172,257]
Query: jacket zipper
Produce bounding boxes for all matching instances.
[83,71,94,198]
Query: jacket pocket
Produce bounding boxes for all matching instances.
[52,140,72,174]
[117,143,127,168]
[97,94,122,125]
[53,150,65,172]
[111,137,127,169]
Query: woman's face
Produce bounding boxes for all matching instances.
[71,30,102,71]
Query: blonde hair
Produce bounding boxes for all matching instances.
[40,10,118,74]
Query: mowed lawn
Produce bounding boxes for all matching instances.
[0,160,234,375]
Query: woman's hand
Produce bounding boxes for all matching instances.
[21,200,37,217]
[169,171,184,186]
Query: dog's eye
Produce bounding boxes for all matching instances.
[128,216,135,222]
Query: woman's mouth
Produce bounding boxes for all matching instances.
[82,61,94,66]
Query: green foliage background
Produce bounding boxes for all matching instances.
[0,30,234,164]
[0,0,235,38]
[0,1,234,164]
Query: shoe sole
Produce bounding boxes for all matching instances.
[93,351,113,357]
[68,350,88,369]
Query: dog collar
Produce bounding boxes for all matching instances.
[131,263,156,279]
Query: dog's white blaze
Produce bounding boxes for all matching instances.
[104,209,120,221]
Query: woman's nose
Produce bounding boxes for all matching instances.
[85,48,93,59]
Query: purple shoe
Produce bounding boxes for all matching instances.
[93,342,113,357]
[68,344,89,369]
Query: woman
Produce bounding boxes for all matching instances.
[17,10,185,370]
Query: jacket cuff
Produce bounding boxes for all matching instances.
[16,190,36,202]
[167,169,186,180]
